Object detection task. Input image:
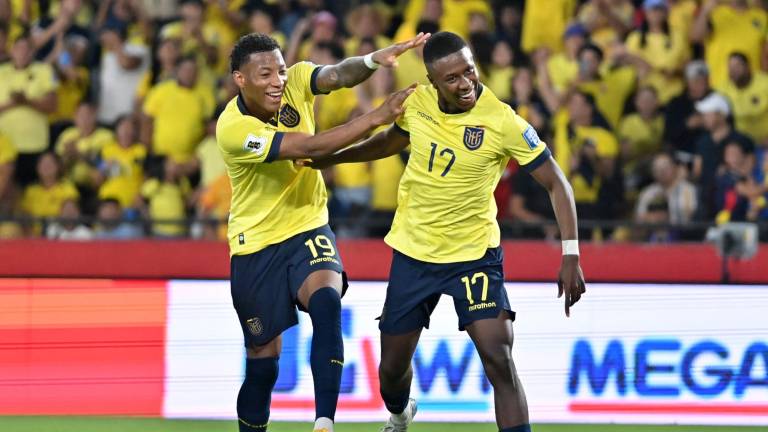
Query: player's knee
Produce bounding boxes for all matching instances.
[308,287,341,319]
[379,356,410,382]
[480,349,515,384]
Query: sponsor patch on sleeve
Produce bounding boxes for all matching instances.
[522,125,540,150]
[243,134,268,156]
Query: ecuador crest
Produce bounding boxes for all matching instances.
[279,104,301,127]
[463,127,484,150]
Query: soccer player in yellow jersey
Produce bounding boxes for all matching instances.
[306,32,586,432]
[217,32,429,432]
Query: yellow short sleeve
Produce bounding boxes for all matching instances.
[218,117,284,164]
[288,61,326,99]
[502,108,550,172]
[0,134,17,164]
[142,84,165,117]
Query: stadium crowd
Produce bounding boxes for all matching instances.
[0,0,766,241]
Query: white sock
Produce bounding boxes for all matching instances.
[314,417,334,431]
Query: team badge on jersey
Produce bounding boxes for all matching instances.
[243,134,267,155]
[522,125,540,150]
[463,127,485,150]
[246,317,263,336]
[279,104,301,127]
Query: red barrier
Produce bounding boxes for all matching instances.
[1,239,766,283]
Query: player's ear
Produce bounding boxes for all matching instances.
[232,71,246,89]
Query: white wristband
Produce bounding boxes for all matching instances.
[562,240,579,256]
[363,53,380,70]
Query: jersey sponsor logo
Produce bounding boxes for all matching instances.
[417,110,439,125]
[522,125,540,150]
[243,134,267,155]
[279,104,301,127]
[246,317,263,336]
[463,127,485,150]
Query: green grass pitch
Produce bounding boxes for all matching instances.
[0,418,764,432]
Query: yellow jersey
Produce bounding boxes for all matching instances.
[99,141,147,208]
[625,31,688,104]
[521,0,576,53]
[718,72,768,143]
[706,5,768,88]
[386,85,550,263]
[217,62,327,256]
[21,181,79,218]
[0,62,58,154]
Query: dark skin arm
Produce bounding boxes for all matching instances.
[313,33,430,93]
[298,124,411,168]
[275,85,415,161]
[529,157,586,317]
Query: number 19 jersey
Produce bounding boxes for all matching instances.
[386,84,551,263]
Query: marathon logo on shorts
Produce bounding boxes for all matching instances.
[468,301,497,312]
[463,127,484,150]
[522,125,540,150]
[279,104,301,127]
[246,317,263,336]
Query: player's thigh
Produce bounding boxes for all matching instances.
[465,310,516,357]
[246,334,283,359]
[289,225,347,309]
[380,328,422,375]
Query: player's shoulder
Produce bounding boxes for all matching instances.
[217,97,269,139]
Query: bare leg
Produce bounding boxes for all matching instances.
[379,329,422,414]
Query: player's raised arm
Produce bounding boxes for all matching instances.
[299,124,411,170]
[313,32,430,93]
[276,84,416,160]
[529,158,586,317]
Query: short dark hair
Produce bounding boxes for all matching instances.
[230,33,281,72]
[180,0,204,8]
[423,31,467,65]
[578,43,604,62]
[729,51,750,67]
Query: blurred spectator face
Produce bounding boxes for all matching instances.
[164,158,180,181]
[568,93,593,125]
[499,5,521,31]
[11,36,33,68]
[727,54,750,86]
[652,154,676,187]
[512,67,534,100]
[65,35,89,67]
[37,153,60,185]
[312,12,337,43]
[177,58,198,88]
[422,0,442,22]
[565,33,586,58]
[74,104,97,133]
[687,75,709,99]
[635,87,659,118]
[249,10,274,34]
[60,200,81,228]
[702,111,725,131]
[116,117,135,147]
[468,13,490,34]
[99,29,123,52]
[158,39,181,66]
[723,142,747,172]
[491,40,513,68]
[645,6,668,27]
[350,5,383,38]
[98,200,123,228]
[60,0,82,16]
[578,49,601,80]
[181,2,204,31]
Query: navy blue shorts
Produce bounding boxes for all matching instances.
[378,247,514,335]
[230,225,346,347]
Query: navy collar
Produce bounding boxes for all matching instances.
[237,93,278,126]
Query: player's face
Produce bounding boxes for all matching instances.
[234,49,287,117]
[427,47,480,113]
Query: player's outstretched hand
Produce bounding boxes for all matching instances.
[371,32,431,68]
[370,83,417,125]
[557,255,586,317]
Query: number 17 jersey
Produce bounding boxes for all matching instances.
[385,84,551,264]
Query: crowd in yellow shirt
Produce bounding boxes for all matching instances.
[0,0,767,240]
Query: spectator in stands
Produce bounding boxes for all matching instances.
[94,198,142,239]
[509,66,549,134]
[486,39,515,102]
[98,115,146,210]
[509,167,558,240]
[192,110,226,193]
[94,0,153,44]
[577,0,635,51]
[664,60,712,160]
[636,153,697,230]
[624,0,689,104]
[718,52,768,146]
[55,102,114,192]
[204,0,246,74]
[494,2,523,56]
[46,34,90,126]
[691,0,768,89]
[554,91,620,227]
[715,142,766,222]
[139,157,190,238]
[159,0,218,67]
[46,199,93,240]
[521,0,576,54]
[197,173,230,241]
[571,43,636,129]
[619,86,665,192]
[0,130,16,214]
[692,92,755,218]
[97,25,149,124]
[0,32,58,186]
[285,10,339,66]
[545,23,587,95]
[142,56,213,163]
[31,0,90,62]
[344,4,391,57]
[246,6,285,47]
[0,23,10,63]
[21,152,79,230]
[135,38,181,104]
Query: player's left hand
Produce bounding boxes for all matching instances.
[371,32,431,68]
[558,255,586,317]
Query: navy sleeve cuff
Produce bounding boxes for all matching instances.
[310,66,330,95]
[393,123,410,137]
[265,132,284,163]
[521,147,551,173]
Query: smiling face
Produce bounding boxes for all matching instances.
[233,49,287,121]
[427,47,480,113]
